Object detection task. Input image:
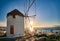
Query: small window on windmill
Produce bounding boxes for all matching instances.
[10,25,14,34]
[13,15,15,18]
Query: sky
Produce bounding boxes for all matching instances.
[0,0,60,27]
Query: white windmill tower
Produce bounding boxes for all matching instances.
[6,9,24,38]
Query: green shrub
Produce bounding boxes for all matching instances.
[48,34,56,39]
[34,34,48,38]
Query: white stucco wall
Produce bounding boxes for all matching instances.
[6,15,24,38]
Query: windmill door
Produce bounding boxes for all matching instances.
[10,25,14,34]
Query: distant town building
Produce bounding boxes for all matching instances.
[35,27,60,35]
[0,27,6,31]
[6,9,24,38]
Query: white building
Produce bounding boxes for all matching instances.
[6,9,24,38]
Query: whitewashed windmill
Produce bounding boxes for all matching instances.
[6,0,36,38]
[6,9,24,38]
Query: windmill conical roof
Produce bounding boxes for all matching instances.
[7,9,24,17]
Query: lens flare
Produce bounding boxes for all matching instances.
[30,21,33,25]
[30,26,34,32]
